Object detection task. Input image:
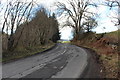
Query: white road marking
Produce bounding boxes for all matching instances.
[55,46,59,50]
[61,46,67,55]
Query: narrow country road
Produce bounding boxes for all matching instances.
[2,43,102,79]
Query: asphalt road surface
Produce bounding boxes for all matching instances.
[2,43,102,79]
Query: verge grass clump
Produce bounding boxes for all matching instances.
[2,43,55,63]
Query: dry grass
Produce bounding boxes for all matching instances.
[2,43,55,63]
[71,31,119,78]
[99,51,118,78]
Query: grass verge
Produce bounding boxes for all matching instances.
[2,43,55,63]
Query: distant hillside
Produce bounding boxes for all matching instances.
[104,30,119,41]
[97,30,119,44]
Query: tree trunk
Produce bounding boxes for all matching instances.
[87,26,90,33]
[7,23,14,51]
[8,35,14,51]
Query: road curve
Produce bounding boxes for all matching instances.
[2,43,101,79]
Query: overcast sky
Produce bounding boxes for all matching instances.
[0,0,118,40]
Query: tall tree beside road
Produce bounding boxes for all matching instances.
[56,0,97,39]
[1,0,34,51]
[2,1,60,51]
[50,13,60,42]
[13,7,60,50]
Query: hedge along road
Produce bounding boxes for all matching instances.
[2,43,102,79]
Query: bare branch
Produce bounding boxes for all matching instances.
[105,0,120,26]
[55,0,97,35]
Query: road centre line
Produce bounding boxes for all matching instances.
[61,46,67,54]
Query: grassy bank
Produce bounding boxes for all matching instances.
[71,30,119,78]
[2,42,55,63]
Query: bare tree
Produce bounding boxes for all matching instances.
[105,0,120,26]
[105,0,120,7]
[2,0,34,51]
[55,0,97,37]
[14,7,60,49]
[82,16,98,32]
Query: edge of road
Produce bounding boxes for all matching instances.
[3,43,104,78]
[3,43,58,64]
[47,43,103,78]
[78,46,104,78]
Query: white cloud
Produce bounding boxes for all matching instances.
[97,5,108,14]
[60,27,73,40]
[93,17,118,33]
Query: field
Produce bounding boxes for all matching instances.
[57,40,71,43]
